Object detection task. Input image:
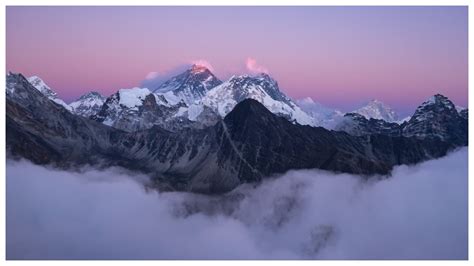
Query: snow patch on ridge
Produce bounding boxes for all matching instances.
[118,88,151,109]
[187,104,204,121]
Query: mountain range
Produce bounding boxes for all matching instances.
[24,65,443,130]
[6,66,468,193]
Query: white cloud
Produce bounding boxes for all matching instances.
[145,72,160,80]
[246,57,269,74]
[6,148,468,259]
[140,65,190,90]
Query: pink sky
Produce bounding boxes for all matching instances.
[6,6,468,115]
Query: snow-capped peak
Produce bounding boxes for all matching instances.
[77,91,104,100]
[26,75,72,111]
[353,99,399,122]
[296,97,344,129]
[69,91,106,117]
[153,65,222,105]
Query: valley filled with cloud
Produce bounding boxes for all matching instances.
[6,148,467,260]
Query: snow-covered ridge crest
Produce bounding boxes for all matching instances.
[27,76,57,98]
[27,76,72,112]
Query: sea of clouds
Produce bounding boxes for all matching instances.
[6,148,468,260]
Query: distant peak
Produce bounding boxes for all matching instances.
[364,99,389,108]
[79,91,104,100]
[353,99,398,122]
[362,99,391,108]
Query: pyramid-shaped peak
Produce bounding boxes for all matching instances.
[420,94,453,107]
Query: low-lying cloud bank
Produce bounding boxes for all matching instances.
[6,148,468,260]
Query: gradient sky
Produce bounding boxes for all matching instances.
[6,6,468,116]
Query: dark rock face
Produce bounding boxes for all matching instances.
[6,74,468,194]
[402,94,468,146]
[216,99,456,183]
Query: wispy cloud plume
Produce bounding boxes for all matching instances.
[246,57,269,74]
[145,72,160,80]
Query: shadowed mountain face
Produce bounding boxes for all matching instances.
[6,73,467,194]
